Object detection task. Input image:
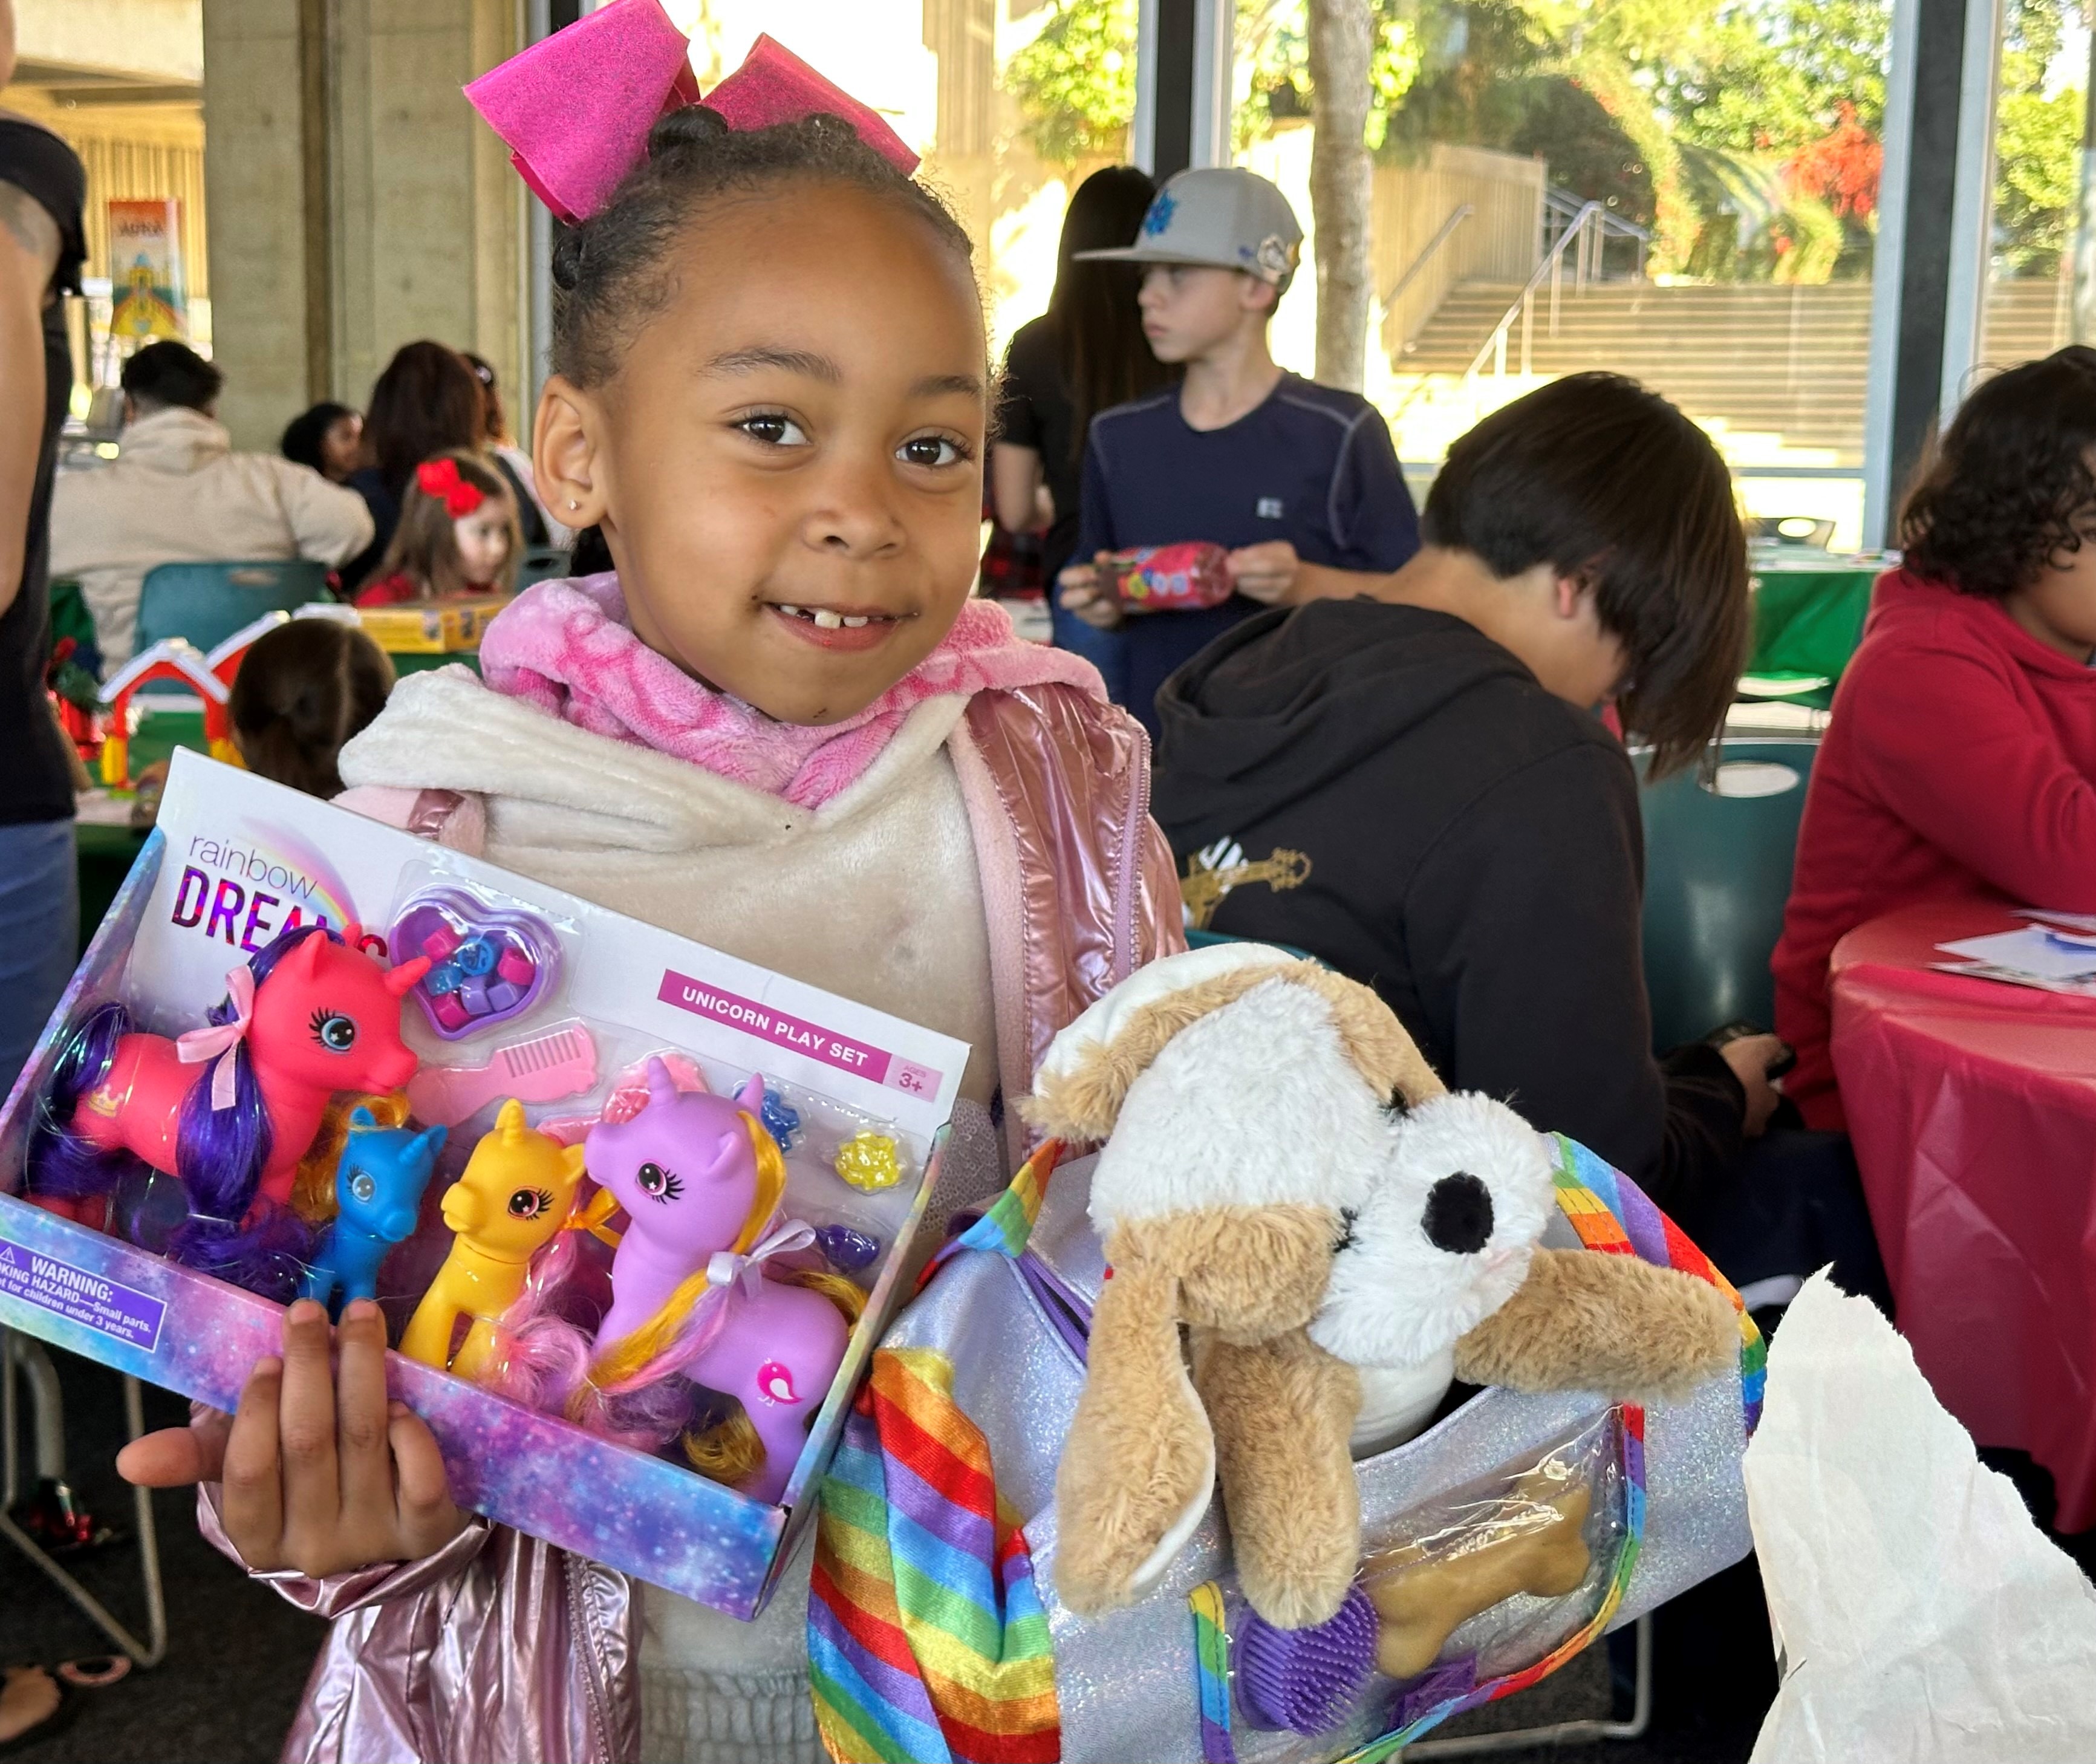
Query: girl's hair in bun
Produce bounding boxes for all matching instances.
[229,618,395,799]
[550,106,974,388]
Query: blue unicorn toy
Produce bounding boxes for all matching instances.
[301,1108,448,1316]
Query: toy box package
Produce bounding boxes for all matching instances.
[0,750,966,1617]
[1101,542,1234,611]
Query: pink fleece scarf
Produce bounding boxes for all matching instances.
[478,574,1102,809]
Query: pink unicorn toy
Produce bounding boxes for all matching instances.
[496,1059,858,1503]
[31,923,429,1291]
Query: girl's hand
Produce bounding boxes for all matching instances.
[1226,539,1300,604]
[117,1299,466,1576]
[1058,559,1126,630]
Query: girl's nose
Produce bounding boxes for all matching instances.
[805,457,905,558]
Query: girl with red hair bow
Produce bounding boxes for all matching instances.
[352,449,521,607]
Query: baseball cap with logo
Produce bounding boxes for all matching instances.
[1075,167,1304,288]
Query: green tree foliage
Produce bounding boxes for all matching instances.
[1004,0,1140,163]
[1993,0,2083,276]
[1003,0,2087,279]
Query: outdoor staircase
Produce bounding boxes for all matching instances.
[1384,278,2074,467]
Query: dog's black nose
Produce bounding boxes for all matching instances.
[1422,1171,1494,1255]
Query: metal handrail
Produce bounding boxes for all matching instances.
[1384,203,1475,308]
[1464,199,1609,384]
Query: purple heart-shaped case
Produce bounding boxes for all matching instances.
[389,886,561,1041]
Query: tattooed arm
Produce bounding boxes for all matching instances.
[0,177,59,616]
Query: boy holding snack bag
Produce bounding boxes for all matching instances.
[1056,168,1419,732]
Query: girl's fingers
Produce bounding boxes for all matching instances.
[273,1300,342,1535]
[388,1402,462,1557]
[220,1356,287,1562]
[117,1405,230,1488]
[333,1300,396,1529]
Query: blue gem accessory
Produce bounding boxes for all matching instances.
[760,1087,802,1152]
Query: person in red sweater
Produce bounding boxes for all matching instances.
[1775,345,2096,1128]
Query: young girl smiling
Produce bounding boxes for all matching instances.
[120,42,1180,1764]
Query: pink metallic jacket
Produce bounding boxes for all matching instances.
[201,679,1184,1764]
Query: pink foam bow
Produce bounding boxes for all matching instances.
[464,2,917,226]
[176,966,257,1112]
[706,1219,817,1301]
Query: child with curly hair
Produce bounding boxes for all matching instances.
[1776,345,2096,1127]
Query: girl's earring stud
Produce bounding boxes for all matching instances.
[567,499,580,511]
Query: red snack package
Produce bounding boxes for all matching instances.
[1101,542,1234,611]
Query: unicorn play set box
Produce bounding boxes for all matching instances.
[0,750,966,1618]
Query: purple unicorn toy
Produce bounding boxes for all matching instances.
[489,1059,859,1502]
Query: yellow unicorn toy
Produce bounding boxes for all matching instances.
[402,1099,587,1379]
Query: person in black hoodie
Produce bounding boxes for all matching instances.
[1154,373,1884,1307]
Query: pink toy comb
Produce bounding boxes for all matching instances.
[407,1021,600,1128]
[464,7,917,226]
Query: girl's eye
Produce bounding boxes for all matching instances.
[311,1011,357,1052]
[736,413,810,448]
[634,1161,683,1202]
[349,1170,376,1203]
[898,435,967,469]
[507,1187,552,1219]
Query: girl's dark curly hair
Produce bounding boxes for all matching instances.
[551,106,974,388]
[1900,346,2096,599]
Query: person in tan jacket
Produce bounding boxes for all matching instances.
[50,341,371,670]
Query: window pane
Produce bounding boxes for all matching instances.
[675,0,1136,359]
[1976,0,2085,373]
[1232,0,1894,550]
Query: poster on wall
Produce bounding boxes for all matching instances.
[108,198,185,340]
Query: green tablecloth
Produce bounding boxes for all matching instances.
[1742,559,1882,707]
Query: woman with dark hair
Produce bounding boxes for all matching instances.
[339,340,487,588]
[1777,345,2096,1128]
[279,402,363,482]
[994,167,1174,682]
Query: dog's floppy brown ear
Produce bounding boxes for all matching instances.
[1053,1233,1216,1616]
[1452,1248,1739,1405]
[1195,1328,1362,1629]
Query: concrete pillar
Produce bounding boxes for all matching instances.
[202,0,521,452]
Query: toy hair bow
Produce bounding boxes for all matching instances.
[416,457,486,516]
[463,0,918,226]
[176,966,256,1112]
[707,1219,818,1300]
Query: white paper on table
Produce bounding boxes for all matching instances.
[2018,908,2096,934]
[1935,926,2096,980]
[1744,1274,2096,1762]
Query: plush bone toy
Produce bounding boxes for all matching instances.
[1027,945,1737,1630]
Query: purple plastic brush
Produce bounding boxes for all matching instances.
[1233,1584,1379,1736]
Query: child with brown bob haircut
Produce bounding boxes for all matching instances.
[228,616,394,798]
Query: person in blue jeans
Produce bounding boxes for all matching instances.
[1056,167,1420,734]
[0,108,85,1098]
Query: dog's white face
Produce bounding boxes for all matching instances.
[1087,977,1398,1232]
[1309,1092,1555,1370]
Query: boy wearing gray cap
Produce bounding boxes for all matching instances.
[1056,167,1419,734]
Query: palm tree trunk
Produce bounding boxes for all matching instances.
[1307,0,1373,390]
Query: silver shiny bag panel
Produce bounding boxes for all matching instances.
[880,1152,1754,1763]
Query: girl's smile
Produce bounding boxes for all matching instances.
[765,600,911,653]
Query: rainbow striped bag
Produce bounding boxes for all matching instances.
[809,1137,1761,1764]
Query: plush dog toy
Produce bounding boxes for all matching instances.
[1027,944,1737,1631]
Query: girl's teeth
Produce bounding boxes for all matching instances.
[841,615,870,628]
[778,605,802,617]
[812,609,843,630]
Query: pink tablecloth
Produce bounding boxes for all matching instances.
[1831,900,2096,1530]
